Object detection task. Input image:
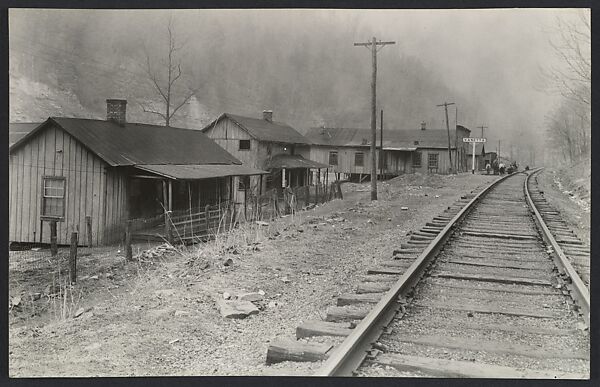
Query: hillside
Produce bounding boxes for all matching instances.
[9,10,484,131]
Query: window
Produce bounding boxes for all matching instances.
[428,153,439,169]
[329,151,338,166]
[42,177,66,219]
[239,140,251,150]
[354,152,364,166]
[238,175,250,191]
[413,152,422,168]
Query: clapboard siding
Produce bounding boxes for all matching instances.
[9,123,111,246]
[309,145,377,174]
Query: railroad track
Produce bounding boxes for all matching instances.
[265,170,590,378]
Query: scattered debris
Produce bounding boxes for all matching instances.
[134,243,177,260]
[281,276,291,284]
[90,275,99,280]
[216,299,259,319]
[222,258,234,267]
[10,296,21,308]
[30,292,41,301]
[258,289,266,296]
[168,338,180,344]
[239,292,264,302]
[401,206,409,211]
[174,310,190,317]
[223,292,232,300]
[74,308,85,318]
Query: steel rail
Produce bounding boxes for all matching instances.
[314,172,517,376]
[524,168,590,327]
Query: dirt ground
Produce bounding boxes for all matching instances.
[535,164,590,246]
[9,172,498,377]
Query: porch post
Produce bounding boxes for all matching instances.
[259,174,263,196]
[282,168,286,188]
[162,180,171,243]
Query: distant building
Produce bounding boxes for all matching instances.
[483,151,497,167]
[304,123,472,178]
[9,99,265,246]
[202,111,328,201]
[466,143,487,170]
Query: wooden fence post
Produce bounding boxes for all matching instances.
[304,185,309,208]
[273,191,280,217]
[50,220,58,257]
[125,220,133,261]
[69,231,78,283]
[337,181,344,200]
[86,216,93,247]
[205,204,211,235]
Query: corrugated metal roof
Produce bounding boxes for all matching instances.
[11,117,241,166]
[265,154,329,169]
[305,127,460,149]
[204,113,311,144]
[9,122,42,146]
[135,164,268,180]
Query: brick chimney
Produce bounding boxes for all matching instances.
[420,121,426,130]
[262,110,273,122]
[106,99,127,126]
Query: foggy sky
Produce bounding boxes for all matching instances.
[10,8,587,154]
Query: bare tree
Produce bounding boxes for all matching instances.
[543,10,590,106]
[140,19,197,127]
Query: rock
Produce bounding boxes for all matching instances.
[435,195,440,198]
[216,299,259,319]
[239,292,264,302]
[281,276,291,284]
[267,301,278,308]
[31,292,42,301]
[223,292,232,300]
[10,296,21,307]
[258,289,266,296]
[74,307,85,318]
[223,258,234,267]
[401,206,409,211]
[90,275,99,280]
[387,218,392,221]
[105,273,114,280]
[256,221,269,226]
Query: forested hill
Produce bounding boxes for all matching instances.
[9,10,483,132]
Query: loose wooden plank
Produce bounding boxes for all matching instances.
[266,339,333,364]
[414,300,564,319]
[371,353,588,379]
[296,320,353,339]
[325,306,370,322]
[431,271,552,287]
[337,292,384,306]
[393,334,589,360]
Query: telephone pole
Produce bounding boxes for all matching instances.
[436,101,455,174]
[354,37,395,200]
[477,125,488,138]
[380,109,384,180]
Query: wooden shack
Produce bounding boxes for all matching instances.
[202,111,327,200]
[9,99,265,246]
[304,124,473,178]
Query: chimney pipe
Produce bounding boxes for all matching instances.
[263,110,273,122]
[420,121,426,130]
[106,99,127,126]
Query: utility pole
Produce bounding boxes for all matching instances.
[455,105,459,172]
[354,37,396,200]
[380,109,384,180]
[436,101,455,174]
[477,125,488,138]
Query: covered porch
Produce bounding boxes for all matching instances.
[128,163,267,243]
[382,146,417,176]
[264,153,329,191]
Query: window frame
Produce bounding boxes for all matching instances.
[354,152,364,167]
[329,151,338,166]
[428,153,439,169]
[41,176,66,221]
[412,151,422,168]
[238,175,251,191]
[238,139,251,151]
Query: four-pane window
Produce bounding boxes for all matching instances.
[239,140,251,150]
[428,153,439,169]
[42,177,65,218]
